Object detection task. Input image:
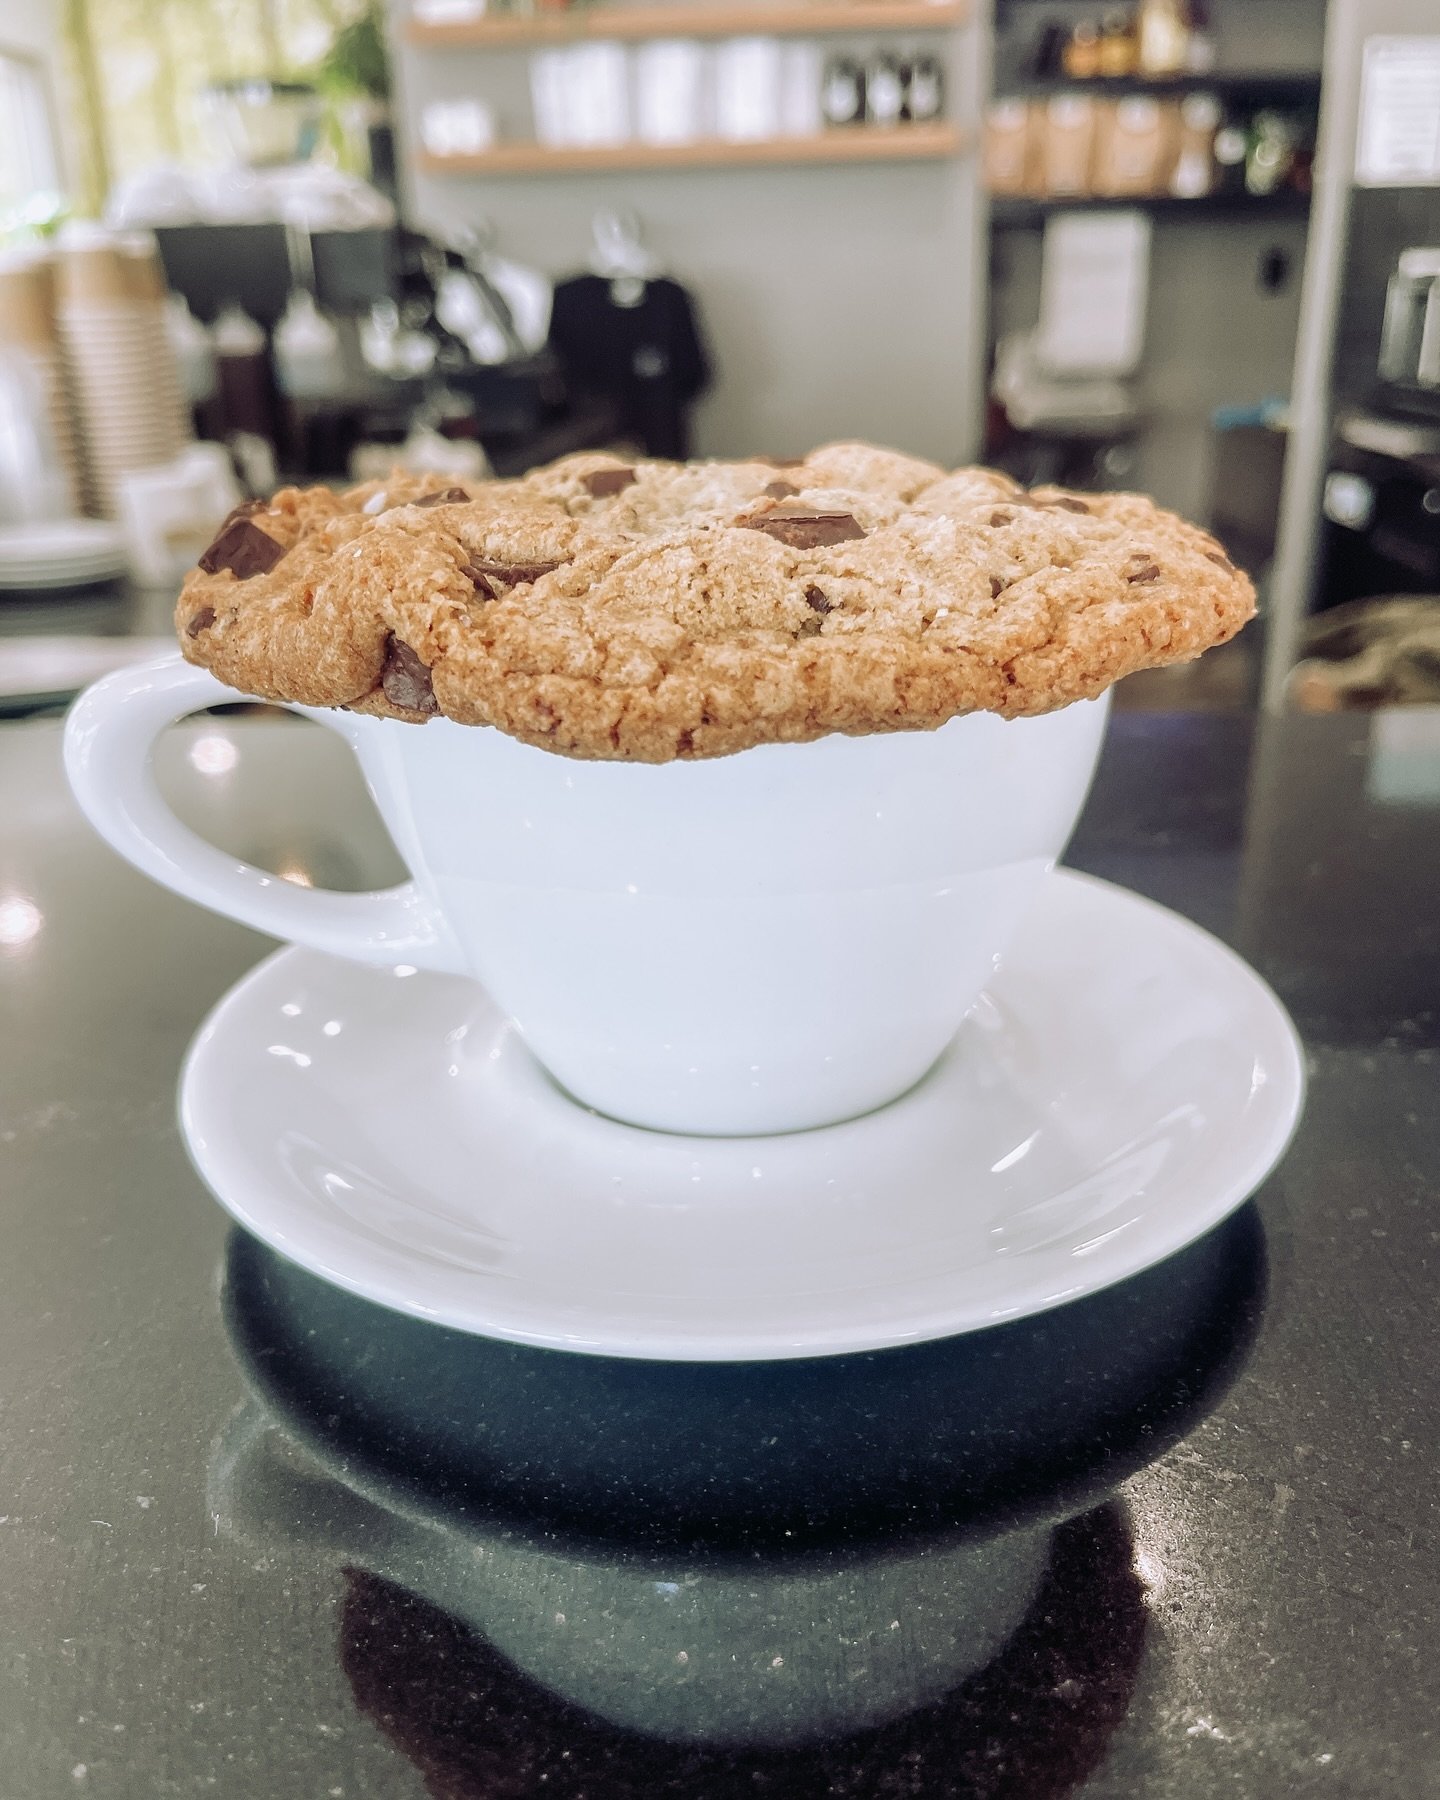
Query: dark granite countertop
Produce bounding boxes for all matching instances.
[0,705,1437,1798]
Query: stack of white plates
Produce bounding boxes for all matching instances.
[0,519,128,591]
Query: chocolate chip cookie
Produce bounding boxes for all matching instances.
[175,445,1254,761]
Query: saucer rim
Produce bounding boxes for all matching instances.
[179,870,1306,1361]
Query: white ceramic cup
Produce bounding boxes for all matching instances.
[65,656,1108,1136]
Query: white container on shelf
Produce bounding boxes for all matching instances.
[779,42,824,138]
[420,97,496,157]
[566,42,631,148]
[412,0,486,22]
[273,290,346,399]
[530,50,571,147]
[165,294,217,407]
[714,37,783,142]
[634,40,707,145]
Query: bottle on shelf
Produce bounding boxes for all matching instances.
[1184,0,1217,73]
[212,303,274,447]
[984,99,1036,195]
[1246,110,1298,196]
[1062,22,1103,81]
[865,52,906,129]
[902,53,945,125]
[820,55,866,128]
[1098,10,1139,78]
[1040,94,1099,196]
[1212,114,1249,195]
[1092,94,1172,195]
[1170,91,1220,197]
[1029,22,1070,81]
[1136,0,1192,77]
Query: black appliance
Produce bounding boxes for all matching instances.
[155,224,397,328]
[1316,187,1440,610]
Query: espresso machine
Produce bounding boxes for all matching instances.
[1317,188,1440,610]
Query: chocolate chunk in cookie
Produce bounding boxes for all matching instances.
[764,480,801,500]
[186,606,216,637]
[380,637,438,715]
[742,508,866,550]
[464,558,564,601]
[804,585,832,614]
[464,565,497,601]
[582,467,637,499]
[198,516,285,580]
[1127,563,1162,584]
[414,487,470,508]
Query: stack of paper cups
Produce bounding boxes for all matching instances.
[0,250,82,515]
[56,229,192,518]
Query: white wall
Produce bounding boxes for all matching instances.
[387,6,988,464]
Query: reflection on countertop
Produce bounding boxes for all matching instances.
[211,1206,1263,1778]
[336,1509,1144,1800]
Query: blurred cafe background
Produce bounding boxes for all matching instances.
[0,0,1435,715]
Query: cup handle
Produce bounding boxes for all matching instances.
[64,654,466,974]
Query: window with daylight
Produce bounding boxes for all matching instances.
[0,52,60,218]
[59,0,381,213]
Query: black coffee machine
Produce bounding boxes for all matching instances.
[1317,187,1440,610]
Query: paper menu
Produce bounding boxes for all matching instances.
[1034,210,1152,377]
[1356,37,1440,187]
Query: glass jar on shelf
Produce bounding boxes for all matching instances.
[1098,10,1139,78]
[1062,22,1103,81]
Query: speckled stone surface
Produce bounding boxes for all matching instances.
[0,706,1437,1797]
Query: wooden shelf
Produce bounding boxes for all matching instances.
[417,122,966,173]
[990,190,1311,223]
[406,0,968,46]
[999,70,1321,103]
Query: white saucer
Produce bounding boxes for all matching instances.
[179,871,1304,1362]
